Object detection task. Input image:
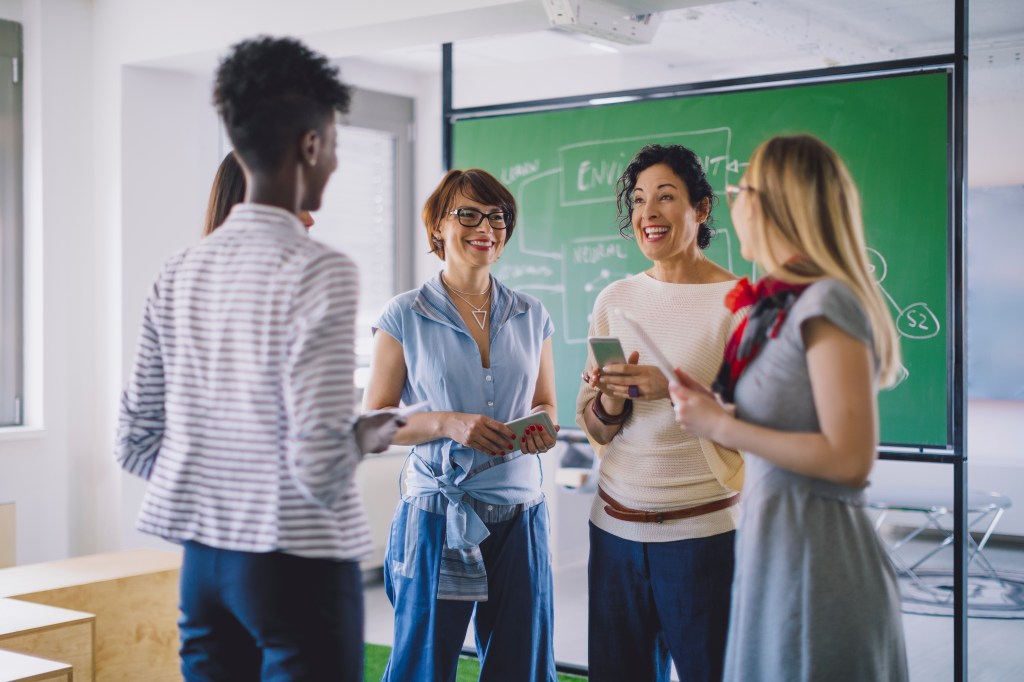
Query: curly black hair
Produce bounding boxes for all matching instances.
[213,36,351,173]
[614,144,718,249]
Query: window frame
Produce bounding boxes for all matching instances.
[0,20,24,427]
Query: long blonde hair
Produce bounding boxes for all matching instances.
[745,134,901,386]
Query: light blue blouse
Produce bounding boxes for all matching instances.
[374,273,554,553]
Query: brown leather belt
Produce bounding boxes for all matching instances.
[598,486,740,524]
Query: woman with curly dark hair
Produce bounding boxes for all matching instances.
[576,144,745,682]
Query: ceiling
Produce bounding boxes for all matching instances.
[350,0,1023,104]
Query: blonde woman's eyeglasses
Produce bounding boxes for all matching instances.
[724,184,756,207]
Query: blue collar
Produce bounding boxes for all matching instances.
[412,272,529,341]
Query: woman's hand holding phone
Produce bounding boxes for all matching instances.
[586,334,671,401]
[506,411,560,455]
[596,351,672,401]
[445,413,517,457]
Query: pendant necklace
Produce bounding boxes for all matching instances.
[443,275,491,331]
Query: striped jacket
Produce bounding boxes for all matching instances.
[116,203,371,561]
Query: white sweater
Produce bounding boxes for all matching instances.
[576,273,745,543]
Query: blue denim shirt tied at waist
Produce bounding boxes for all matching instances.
[405,440,543,550]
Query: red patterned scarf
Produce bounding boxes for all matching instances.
[712,276,811,402]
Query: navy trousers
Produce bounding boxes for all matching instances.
[588,523,735,682]
[178,541,364,682]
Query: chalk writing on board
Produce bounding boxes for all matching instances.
[572,242,630,264]
[558,128,732,206]
[868,247,941,341]
[494,135,941,362]
[863,247,937,389]
[497,128,738,344]
[500,159,541,185]
[499,263,556,280]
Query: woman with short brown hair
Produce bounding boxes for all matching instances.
[364,168,559,681]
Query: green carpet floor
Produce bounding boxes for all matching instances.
[365,643,587,680]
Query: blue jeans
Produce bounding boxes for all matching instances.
[179,541,363,682]
[383,500,557,682]
[588,524,735,682]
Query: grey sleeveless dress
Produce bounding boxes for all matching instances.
[724,279,908,682]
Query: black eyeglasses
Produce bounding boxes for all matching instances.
[724,183,757,207]
[449,208,509,229]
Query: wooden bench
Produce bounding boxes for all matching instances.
[0,549,181,682]
[0,648,71,682]
[0,599,93,682]
[0,502,14,569]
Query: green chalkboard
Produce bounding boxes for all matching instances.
[453,72,949,447]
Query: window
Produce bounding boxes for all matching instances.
[0,20,24,427]
[310,88,415,394]
[316,124,398,365]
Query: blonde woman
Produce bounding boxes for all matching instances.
[670,134,908,681]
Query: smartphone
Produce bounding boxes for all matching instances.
[505,411,557,451]
[588,336,626,371]
[612,309,678,384]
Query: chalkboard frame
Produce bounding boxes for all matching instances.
[447,55,957,457]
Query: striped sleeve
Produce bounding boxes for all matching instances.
[116,277,167,480]
[284,250,361,511]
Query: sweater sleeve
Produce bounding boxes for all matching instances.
[575,287,613,454]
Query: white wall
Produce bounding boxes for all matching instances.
[0,0,20,21]
[0,0,96,563]
[117,66,223,549]
[959,86,1024,533]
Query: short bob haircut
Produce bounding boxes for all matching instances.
[615,143,717,249]
[202,152,246,237]
[213,36,351,174]
[423,169,517,260]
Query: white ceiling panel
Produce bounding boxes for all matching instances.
[348,0,1024,102]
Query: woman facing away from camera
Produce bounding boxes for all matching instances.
[117,36,402,681]
[577,144,745,682]
[363,168,559,682]
[670,133,909,681]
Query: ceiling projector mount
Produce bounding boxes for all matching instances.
[542,0,663,45]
